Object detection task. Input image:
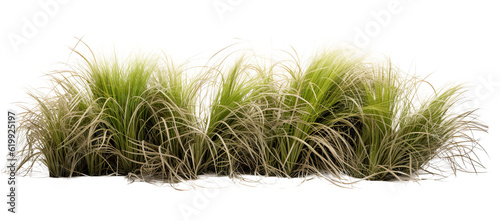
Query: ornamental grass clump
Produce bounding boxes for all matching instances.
[276,51,367,178]
[345,64,486,180]
[16,45,487,185]
[204,57,273,175]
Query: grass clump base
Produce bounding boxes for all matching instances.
[16,43,487,185]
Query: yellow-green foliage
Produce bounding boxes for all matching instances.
[16,47,487,184]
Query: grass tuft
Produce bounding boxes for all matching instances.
[16,45,487,185]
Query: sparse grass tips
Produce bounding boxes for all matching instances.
[16,45,487,185]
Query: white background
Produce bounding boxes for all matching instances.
[1,0,499,220]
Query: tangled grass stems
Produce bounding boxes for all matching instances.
[16,45,487,185]
[348,64,487,180]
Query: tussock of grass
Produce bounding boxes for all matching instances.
[16,45,487,185]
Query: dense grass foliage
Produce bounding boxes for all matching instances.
[16,47,487,184]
